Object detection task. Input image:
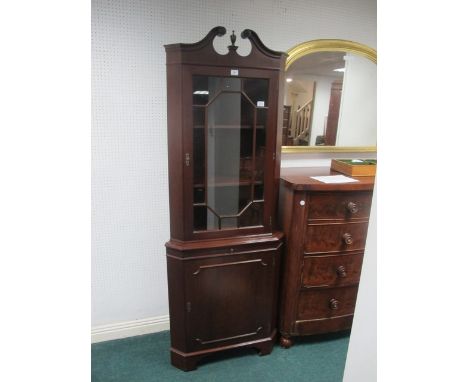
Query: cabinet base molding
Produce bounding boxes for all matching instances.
[279,314,355,348]
[279,326,353,349]
[170,330,277,371]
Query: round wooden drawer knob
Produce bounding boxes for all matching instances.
[336,265,347,278]
[347,202,358,214]
[329,298,339,310]
[342,233,353,245]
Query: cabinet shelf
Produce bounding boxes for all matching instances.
[193,104,269,110]
[193,199,264,207]
[194,178,264,188]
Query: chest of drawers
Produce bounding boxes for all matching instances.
[277,167,375,347]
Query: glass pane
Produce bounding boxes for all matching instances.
[193,187,204,204]
[257,107,267,130]
[254,184,264,201]
[194,205,218,231]
[220,216,237,229]
[255,108,267,185]
[193,107,205,186]
[192,75,269,232]
[243,79,269,107]
[206,90,253,230]
[192,76,209,105]
[238,201,264,227]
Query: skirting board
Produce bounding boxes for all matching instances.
[92,315,170,343]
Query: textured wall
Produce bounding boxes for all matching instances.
[91,0,376,326]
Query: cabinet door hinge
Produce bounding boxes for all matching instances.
[186,302,191,313]
[273,152,276,161]
[185,153,190,166]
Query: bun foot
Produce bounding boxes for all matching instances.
[280,336,293,349]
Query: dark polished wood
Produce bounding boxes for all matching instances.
[294,315,354,335]
[297,286,359,320]
[307,191,373,221]
[304,221,369,253]
[278,167,374,347]
[280,167,375,191]
[302,253,363,287]
[165,27,285,70]
[164,27,286,370]
[166,235,283,370]
[282,105,291,146]
[171,329,276,371]
[279,335,293,348]
[324,80,342,145]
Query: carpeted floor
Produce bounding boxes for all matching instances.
[92,330,350,382]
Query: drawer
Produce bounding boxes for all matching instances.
[302,253,363,287]
[297,286,359,320]
[304,222,369,254]
[307,191,373,221]
[294,315,354,335]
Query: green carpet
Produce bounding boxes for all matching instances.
[92,330,350,382]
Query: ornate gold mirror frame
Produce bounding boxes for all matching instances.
[281,39,377,154]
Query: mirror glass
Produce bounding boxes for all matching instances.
[282,51,376,147]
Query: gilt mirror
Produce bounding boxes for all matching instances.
[281,40,377,153]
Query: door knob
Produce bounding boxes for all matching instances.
[346,202,358,214]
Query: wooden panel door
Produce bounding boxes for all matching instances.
[184,250,276,351]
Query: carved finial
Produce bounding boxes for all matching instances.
[228,30,238,51]
[230,31,236,46]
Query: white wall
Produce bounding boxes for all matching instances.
[309,75,337,145]
[337,53,377,145]
[92,0,376,329]
[290,76,315,109]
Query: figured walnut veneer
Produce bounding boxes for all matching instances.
[277,167,374,347]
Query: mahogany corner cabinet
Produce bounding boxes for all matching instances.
[164,27,286,371]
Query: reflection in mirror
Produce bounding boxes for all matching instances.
[282,51,376,147]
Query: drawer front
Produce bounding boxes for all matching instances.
[294,315,354,335]
[297,286,359,320]
[304,222,369,254]
[302,253,363,287]
[307,191,373,221]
